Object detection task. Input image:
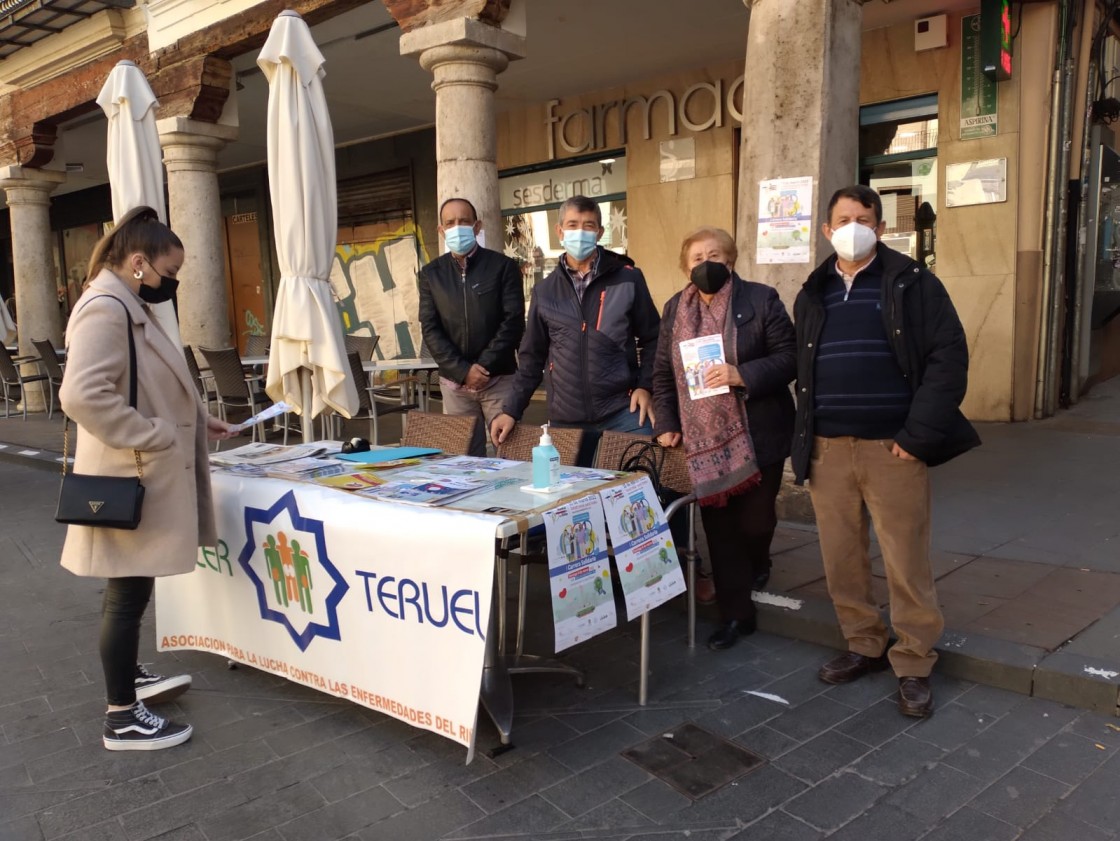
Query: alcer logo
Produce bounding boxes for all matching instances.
[238,490,349,651]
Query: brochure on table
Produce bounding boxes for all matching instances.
[541,494,617,651]
[598,476,687,620]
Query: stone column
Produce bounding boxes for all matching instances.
[157,117,238,350]
[0,165,65,412]
[735,0,865,314]
[401,18,525,249]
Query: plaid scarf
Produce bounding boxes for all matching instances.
[671,281,761,507]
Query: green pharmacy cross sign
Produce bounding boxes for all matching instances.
[981,0,1013,83]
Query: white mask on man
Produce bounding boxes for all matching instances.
[829,221,878,263]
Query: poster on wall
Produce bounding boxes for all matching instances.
[542,494,617,652]
[756,176,813,264]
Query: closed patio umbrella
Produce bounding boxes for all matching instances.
[259,10,357,441]
[96,60,182,347]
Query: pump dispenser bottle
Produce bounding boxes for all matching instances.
[532,424,561,489]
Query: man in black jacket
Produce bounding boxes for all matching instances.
[490,195,661,465]
[793,185,980,719]
[418,198,525,456]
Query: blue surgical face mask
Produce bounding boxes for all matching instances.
[561,229,598,261]
[444,225,477,256]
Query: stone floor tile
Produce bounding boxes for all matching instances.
[935,557,1054,600]
[833,699,918,747]
[726,810,824,841]
[459,752,570,813]
[772,730,872,784]
[827,802,926,841]
[850,733,947,787]
[445,794,569,839]
[782,770,887,833]
[766,696,857,743]
[1020,732,1113,786]
[916,806,1019,841]
[546,719,646,773]
[906,702,999,751]
[539,754,650,817]
[1016,811,1118,841]
[883,763,987,827]
[357,790,483,841]
[971,766,1071,829]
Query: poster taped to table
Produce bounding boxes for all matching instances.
[599,476,687,620]
[156,473,502,755]
[542,493,617,651]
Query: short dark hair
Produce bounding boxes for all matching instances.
[558,195,602,226]
[826,185,882,226]
[438,197,478,223]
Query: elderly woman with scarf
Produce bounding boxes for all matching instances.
[652,226,797,651]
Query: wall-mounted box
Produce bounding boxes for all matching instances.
[915,14,948,51]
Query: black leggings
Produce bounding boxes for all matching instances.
[100,576,153,706]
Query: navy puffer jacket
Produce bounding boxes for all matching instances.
[502,247,661,424]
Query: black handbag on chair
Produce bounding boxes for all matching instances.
[55,297,145,530]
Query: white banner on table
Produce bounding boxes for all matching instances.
[156,473,501,751]
[542,494,616,652]
[599,476,687,621]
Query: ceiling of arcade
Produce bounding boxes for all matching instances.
[0,0,977,199]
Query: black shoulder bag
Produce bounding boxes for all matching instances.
[55,297,146,530]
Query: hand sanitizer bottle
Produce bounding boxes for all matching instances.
[532,423,561,489]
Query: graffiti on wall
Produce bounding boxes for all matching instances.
[330,221,429,359]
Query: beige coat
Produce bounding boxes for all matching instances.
[59,270,217,578]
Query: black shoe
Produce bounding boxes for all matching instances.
[135,663,191,704]
[898,677,934,717]
[752,569,770,590]
[818,651,890,684]
[103,701,192,751]
[707,618,755,651]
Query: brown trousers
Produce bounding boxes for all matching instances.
[807,436,943,677]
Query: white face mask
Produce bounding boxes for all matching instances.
[829,221,878,263]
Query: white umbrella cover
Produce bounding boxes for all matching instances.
[96,60,182,348]
[259,10,358,432]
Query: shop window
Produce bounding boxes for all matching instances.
[499,154,628,301]
[859,95,939,269]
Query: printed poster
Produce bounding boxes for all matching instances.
[756,176,813,264]
[599,477,687,620]
[541,494,617,651]
[678,334,730,400]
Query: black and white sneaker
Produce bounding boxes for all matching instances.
[103,701,192,751]
[134,663,191,704]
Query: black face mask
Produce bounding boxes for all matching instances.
[690,261,731,295]
[138,274,179,305]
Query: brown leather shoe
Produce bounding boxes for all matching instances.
[818,651,890,684]
[898,677,933,717]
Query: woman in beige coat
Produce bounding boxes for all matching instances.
[60,206,233,751]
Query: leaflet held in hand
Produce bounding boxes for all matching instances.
[678,334,729,400]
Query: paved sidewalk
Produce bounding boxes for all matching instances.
[4,460,1120,840]
[6,380,1120,716]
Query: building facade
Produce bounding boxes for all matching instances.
[0,0,1115,422]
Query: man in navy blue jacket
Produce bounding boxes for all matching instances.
[793,185,979,719]
[491,195,661,465]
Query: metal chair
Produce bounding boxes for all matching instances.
[332,351,417,445]
[31,338,64,413]
[0,343,51,419]
[199,346,279,445]
[399,409,478,455]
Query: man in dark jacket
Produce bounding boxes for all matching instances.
[418,197,525,456]
[491,195,661,465]
[793,185,980,719]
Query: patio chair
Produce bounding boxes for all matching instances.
[343,334,379,361]
[183,346,218,413]
[199,346,279,445]
[31,338,64,412]
[399,409,478,456]
[244,334,270,357]
[0,343,52,419]
[330,351,417,445]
